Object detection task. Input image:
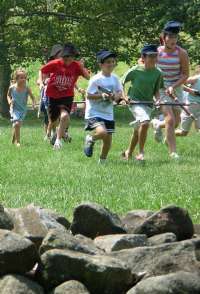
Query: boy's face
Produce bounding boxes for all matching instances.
[143,54,157,67]
[63,55,74,64]
[100,57,116,73]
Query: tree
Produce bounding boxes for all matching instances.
[0,0,200,115]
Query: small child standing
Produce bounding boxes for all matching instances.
[84,49,125,163]
[7,69,36,147]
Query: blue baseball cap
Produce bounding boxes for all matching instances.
[163,21,182,34]
[141,44,158,55]
[96,49,117,63]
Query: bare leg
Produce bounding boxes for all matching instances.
[100,133,112,159]
[161,106,176,154]
[57,109,70,140]
[138,122,149,154]
[123,129,139,159]
[14,121,21,145]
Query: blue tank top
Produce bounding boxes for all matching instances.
[10,85,29,112]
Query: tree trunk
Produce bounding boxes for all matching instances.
[0,63,11,117]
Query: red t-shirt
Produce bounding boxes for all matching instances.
[41,59,85,99]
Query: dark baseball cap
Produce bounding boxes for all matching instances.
[96,49,117,63]
[141,44,158,55]
[163,21,182,34]
[49,44,63,59]
[61,43,80,57]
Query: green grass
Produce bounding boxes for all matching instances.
[0,108,200,223]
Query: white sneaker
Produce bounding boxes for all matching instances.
[151,118,163,143]
[170,152,180,160]
[53,139,62,150]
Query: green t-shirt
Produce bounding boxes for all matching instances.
[122,65,164,101]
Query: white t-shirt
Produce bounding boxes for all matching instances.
[85,72,123,121]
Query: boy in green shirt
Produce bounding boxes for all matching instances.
[122,44,163,161]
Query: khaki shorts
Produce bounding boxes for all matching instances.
[180,103,200,132]
[129,104,153,123]
[160,87,183,111]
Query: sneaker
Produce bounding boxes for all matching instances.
[16,143,21,148]
[129,120,140,129]
[121,150,131,161]
[151,118,163,143]
[170,152,180,160]
[63,132,72,143]
[98,158,107,164]
[50,132,57,145]
[53,139,62,150]
[84,135,95,157]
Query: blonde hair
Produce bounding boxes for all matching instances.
[12,68,27,83]
[195,65,200,75]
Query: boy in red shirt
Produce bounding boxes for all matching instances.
[41,43,90,149]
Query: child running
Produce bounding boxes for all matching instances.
[176,66,200,136]
[41,43,90,150]
[37,44,63,140]
[84,49,125,163]
[7,68,36,147]
[121,44,163,161]
[152,21,189,159]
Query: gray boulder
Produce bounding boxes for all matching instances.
[0,204,14,230]
[121,210,154,233]
[0,274,44,294]
[110,238,200,277]
[50,280,89,294]
[94,234,147,252]
[134,205,194,240]
[148,232,177,246]
[127,271,200,293]
[0,229,38,275]
[37,249,135,293]
[40,229,103,255]
[70,202,126,238]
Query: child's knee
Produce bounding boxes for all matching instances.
[140,121,150,128]
[14,121,21,128]
[60,111,69,121]
[165,115,175,127]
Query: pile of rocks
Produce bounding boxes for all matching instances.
[0,202,200,293]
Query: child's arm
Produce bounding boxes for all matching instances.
[79,59,90,80]
[28,87,36,109]
[183,85,200,96]
[186,75,199,85]
[7,87,13,107]
[37,70,44,90]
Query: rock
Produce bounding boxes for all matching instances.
[109,238,200,278]
[70,202,126,238]
[134,205,194,241]
[6,204,70,248]
[40,229,104,255]
[127,271,200,294]
[148,232,177,246]
[0,229,38,275]
[194,224,200,236]
[38,207,70,230]
[121,210,154,233]
[94,234,147,253]
[37,249,135,293]
[7,206,47,248]
[0,274,44,294]
[0,204,14,230]
[50,280,90,294]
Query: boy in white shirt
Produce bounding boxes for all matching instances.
[84,49,125,163]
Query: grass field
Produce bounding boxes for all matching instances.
[0,108,200,223]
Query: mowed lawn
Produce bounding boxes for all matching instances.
[0,107,200,223]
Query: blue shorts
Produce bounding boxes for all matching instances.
[85,117,115,134]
